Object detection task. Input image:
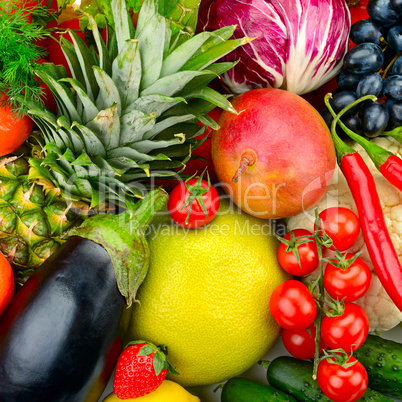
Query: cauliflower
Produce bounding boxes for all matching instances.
[287,136,402,333]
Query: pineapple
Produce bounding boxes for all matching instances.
[18,0,249,213]
[7,0,248,282]
[0,154,83,285]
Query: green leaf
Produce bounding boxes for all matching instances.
[121,110,156,144]
[86,102,121,150]
[59,78,99,123]
[152,351,165,376]
[181,86,236,114]
[65,188,169,306]
[135,0,158,38]
[67,30,100,101]
[160,31,222,77]
[137,13,167,90]
[143,114,195,140]
[138,344,155,356]
[93,66,122,115]
[73,122,107,157]
[132,94,185,116]
[141,70,210,97]
[111,0,134,53]
[87,14,112,75]
[112,39,142,112]
[182,37,253,72]
[132,136,185,153]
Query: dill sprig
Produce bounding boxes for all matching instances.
[0,0,49,115]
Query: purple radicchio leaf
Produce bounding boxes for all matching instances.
[198,0,351,95]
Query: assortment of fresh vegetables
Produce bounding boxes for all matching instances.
[1,0,402,401]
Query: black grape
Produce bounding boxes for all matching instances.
[361,102,390,136]
[367,0,400,27]
[356,73,383,97]
[342,115,363,134]
[391,56,402,75]
[350,19,383,45]
[383,75,402,100]
[387,25,402,52]
[329,91,360,116]
[336,69,364,90]
[390,0,402,11]
[343,43,384,74]
[385,99,402,126]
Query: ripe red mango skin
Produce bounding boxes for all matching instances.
[211,88,336,219]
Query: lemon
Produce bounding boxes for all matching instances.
[103,380,200,402]
[126,199,290,387]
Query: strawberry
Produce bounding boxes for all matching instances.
[113,341,177,399]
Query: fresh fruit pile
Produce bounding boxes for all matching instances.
[322,0,402,137]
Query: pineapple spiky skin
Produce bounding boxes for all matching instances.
[0,155,83,285]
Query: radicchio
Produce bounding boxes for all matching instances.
[198,0,351,95]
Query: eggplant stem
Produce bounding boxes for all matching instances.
[232,151,256,183]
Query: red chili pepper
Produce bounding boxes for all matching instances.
[340,153,402,312]
[380,155,402,192]
[325,94,402,313]
[331,112,402,192]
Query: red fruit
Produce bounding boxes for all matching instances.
[0,95,33,156]
[211,88,336,219]
[113,341,172,399]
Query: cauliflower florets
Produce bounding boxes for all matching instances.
[287,137,402,333]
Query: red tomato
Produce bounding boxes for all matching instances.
[0,95,33,156]
[277,229,319,276]
[315,207,360,251]
[324,253,372,302]
[321,303,369,352]
[282,323,327,359]
[269,280,317,330]
[317,355,368,402]
[167,177,220,229]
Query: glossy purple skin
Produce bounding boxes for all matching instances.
[198,0,351,95]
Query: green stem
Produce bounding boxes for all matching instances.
[323,94,356,163]
[312,213,325,379]
[384,126,402,143]
[325,94,392,170]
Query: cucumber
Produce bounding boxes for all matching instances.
[353,334,402,399]
[221,377,297,402]
[266,356,393,401]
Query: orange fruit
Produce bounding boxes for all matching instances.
[0,98,33,157]
[0,252,14,317]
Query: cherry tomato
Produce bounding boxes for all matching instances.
[324,253,372,302]
[315,207,360,251]
[0,94,33,156]
[269,280,317,330]
[282,323,327,359]
[317,355,368,402]
[167,177,220,229]
[277,229,319,276]
[321,303,369,352]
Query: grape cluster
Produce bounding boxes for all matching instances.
[322,0,402,138]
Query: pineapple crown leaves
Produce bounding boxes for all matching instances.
[18,0,249,212]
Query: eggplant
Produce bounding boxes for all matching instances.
[0,189,168,401]
[0,237,125,401]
